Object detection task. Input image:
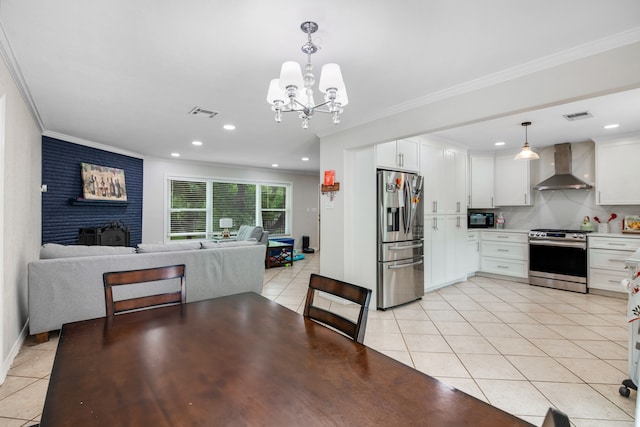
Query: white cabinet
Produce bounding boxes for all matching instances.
[479,231,529,278]
[595,134,640,205]
[469,155,494,208]
[420,140,467,214]
[588,235,640,294]
[494,154,531,206]
[424,215,467,292]
[377,138,419,171]
[467,231,480,275]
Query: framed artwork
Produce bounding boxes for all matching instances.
[81,163,127,201]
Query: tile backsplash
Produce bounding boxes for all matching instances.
[488,141,638,231]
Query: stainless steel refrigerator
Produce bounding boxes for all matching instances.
[377,169,424,310]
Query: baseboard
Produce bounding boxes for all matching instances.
[0,320,29,384]
[475,272,529,284]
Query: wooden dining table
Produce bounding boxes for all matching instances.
[41,292,533,426]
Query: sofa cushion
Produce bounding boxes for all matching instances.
[217,240,258,247]
[136,242,202,253]
[201,240,257,249]
[236,225,264,241]
[40,243,136,259]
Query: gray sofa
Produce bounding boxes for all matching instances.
[28,240,266,339]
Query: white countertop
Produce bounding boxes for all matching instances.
[589,232,640,238]
[470,228,529,233]
[468,230,640,237]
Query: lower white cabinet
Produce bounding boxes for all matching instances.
[588,235,640,294]
[479,231,529,278]
[424,215,467,292]
[467,231,479,275]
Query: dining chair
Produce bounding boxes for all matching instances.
[303,273,372,344]
[103,264,186,316]
[541,407,570,427]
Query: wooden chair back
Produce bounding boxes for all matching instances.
[103,264,186,316]
[303,273,372,344]
[541,408,570,427]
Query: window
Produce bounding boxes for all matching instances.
[168,178,290,241]
[261,185,287,235]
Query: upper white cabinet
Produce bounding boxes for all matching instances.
[376,138,419,171]
[595,134,640,205]
[469,155,494,208]
[420,140,467,214]
[494,154,531,206]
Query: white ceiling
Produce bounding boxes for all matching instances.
[433,88,640,154]
[0,1,639,174]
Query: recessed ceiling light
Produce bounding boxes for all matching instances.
[223,124,236,130]
[301,157,309,161]
[271,164,279,168]
[494,141,505,146]
[192,140,203,146]
[604,123,620,129]
[171,153,180,157]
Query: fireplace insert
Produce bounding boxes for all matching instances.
[79,221,130,246]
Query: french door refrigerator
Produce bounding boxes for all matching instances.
[377,169,424,310]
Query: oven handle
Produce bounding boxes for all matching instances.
[529,240,586,249]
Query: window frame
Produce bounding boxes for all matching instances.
[166,175,292,242]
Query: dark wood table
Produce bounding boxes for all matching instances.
[41,292,533,426]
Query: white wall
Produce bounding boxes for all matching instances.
[142,157,319,249]
[0,56,41,382]
[319,42,640,289]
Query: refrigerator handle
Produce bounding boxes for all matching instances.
[388,259,424,269]
[403,179,412,234]
[389,243,423,250]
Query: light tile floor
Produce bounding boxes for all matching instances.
[1,253,637,426]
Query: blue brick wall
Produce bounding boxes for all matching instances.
[42,136,143,246]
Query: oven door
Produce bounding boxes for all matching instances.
[529,240,587,278]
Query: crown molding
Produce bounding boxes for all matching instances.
[43,131,145,159]
[318,27,640,139]
[0,20,44,130]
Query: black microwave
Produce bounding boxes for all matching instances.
[468,213,495,228]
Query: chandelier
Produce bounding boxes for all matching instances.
[266,21,348,129]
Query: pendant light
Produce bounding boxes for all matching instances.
[514,121,540,160]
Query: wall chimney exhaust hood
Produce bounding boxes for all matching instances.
[533,143,593,190]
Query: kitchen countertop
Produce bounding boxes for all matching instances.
[471,229,529,233]
[469,230,640,237]
[589,232,640,238]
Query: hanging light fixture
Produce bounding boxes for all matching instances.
[514,121,540,160]
[266,21,348,129]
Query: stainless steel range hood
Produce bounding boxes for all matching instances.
[533,143,592,190]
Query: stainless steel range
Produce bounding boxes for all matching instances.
[528,229,589,293]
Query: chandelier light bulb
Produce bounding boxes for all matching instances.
[319,63,345,93]
[279,61,304,91]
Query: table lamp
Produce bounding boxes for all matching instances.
[219,218,233,238]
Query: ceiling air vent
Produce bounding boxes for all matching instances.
[563,111,593,121]
[188,107,219,118]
